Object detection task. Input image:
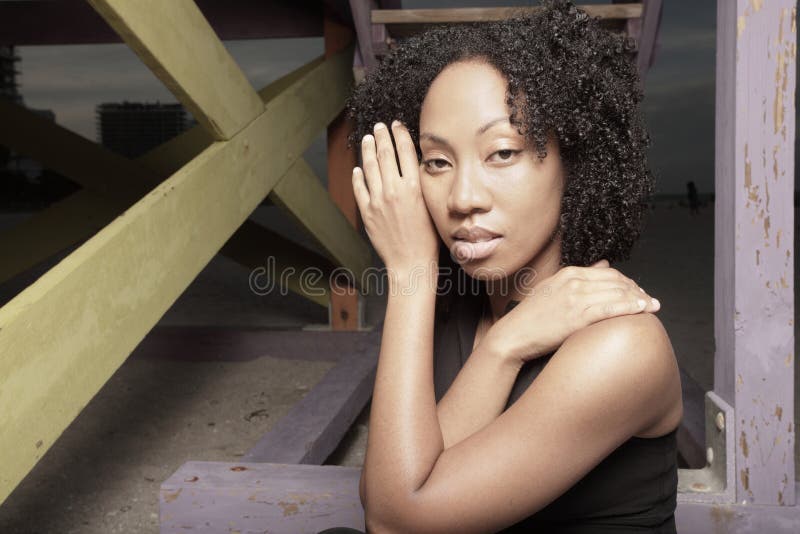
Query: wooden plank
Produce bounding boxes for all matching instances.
[372,4,644,24]
[0,46,354,506]
[714,1,795,505]
[131,327,373,363]
[0,0,323,46]
[87,0,265,140]
[243,329,379,464]
[160,462,365,534]
[325,14,364,331]
[270,159,371,287]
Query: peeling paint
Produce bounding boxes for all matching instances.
[278,500,299,516]
[738,15,747,39]
[740,431,749,457]
[750,0,764,12]
[741,467,750,491]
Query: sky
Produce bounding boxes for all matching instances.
[9,1,787,196]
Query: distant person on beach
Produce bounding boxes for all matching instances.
[328,1,682,533]
[686,181,699,215]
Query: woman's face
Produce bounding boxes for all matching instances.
[418,59,565,282]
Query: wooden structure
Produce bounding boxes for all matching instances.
[0,1,797,533]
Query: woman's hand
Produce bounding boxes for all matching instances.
[483,259,661,365]
[352,121,439,276]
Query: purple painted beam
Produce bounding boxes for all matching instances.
[0,0,324,46]
[676,489,800,533]
[242,329,380,464]
[160,462,365,534]
[714,0,796,506]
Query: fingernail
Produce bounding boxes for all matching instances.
[363,134,374,143]
[651,298,660,308]
[374,122,386,131]
[392,120,402,128]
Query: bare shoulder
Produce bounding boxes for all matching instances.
[551,312,683,437]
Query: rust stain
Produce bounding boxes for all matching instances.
[230,466,247,472]
[710,505,736,533]
[764,215,771,240]
[744,144,752,188]
[781,275,788,288]
[779,490,784,505]
[755,249,760,265]
[741,467,750,491]
[740,431,749,458]
[750,0,764,12]
[278,500,300,516]
[163,488,182,503]
[776,228,782,248]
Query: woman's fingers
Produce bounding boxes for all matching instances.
[372,122,401,191]
[391,120,420,186]
[360,133,383,199]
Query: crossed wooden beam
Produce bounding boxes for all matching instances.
[0,0,370,505]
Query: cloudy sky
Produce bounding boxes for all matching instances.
[9,1,776,195]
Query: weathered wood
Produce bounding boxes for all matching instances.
[131,327,374,363]
[0,46,354,506]
[87,0,265,140]
[219,219,335,308]
[0,56,335,291]
[0,0,324,45]
[372,4,644,38]
[160,462,365,534]
[270,159,371,293]
[714,0,795,505]
[243,329,379,464]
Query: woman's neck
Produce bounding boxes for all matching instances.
[484,235,563,324]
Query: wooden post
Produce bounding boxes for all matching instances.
[325,11,364,331]
[714,0,795,506]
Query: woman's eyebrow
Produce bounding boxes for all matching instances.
[419,116,511,147]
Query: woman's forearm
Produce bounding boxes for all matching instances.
[361,265,443,520]
[436,339,522,449]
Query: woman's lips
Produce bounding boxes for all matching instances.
[452,237,503,262]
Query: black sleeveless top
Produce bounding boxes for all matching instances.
[432,290,678,534]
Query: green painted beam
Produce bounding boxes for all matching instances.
[87,0,265,140]
[270,159,372,285]
[0,45,354,505]
[0,55,355,302]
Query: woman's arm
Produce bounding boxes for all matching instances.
[436,338,522,449]
[360,266,444,530]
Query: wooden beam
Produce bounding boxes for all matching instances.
[87,0,265,140]
[219,220,334,308]
[0,0,324,46]
[270,159,371,285]
[160,462,365,533]
[372,4,644,24]
[242,330,378,464]
[0,46,354,506]
[0,56,334,290]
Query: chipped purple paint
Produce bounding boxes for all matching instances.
[714,0,795,506]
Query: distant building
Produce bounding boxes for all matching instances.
[0,45,22,105]
[97,102,188,158]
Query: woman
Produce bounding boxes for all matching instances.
[325,1,683,532]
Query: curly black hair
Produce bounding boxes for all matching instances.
[345,0,655,274]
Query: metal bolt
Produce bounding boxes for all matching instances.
[715,412,725,431]
[706,446,714,465]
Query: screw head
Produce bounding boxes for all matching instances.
[715,412,725,431]
[706,446,714,465]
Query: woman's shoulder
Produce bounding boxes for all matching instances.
[547,312,682,436]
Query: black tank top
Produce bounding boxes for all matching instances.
[432,290,678,533]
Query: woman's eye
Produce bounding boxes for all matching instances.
[491,149,521,161]
[423,158,450,172]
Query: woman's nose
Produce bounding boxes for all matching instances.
[447,165,492,214]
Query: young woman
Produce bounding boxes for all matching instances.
[324,1,683,532]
